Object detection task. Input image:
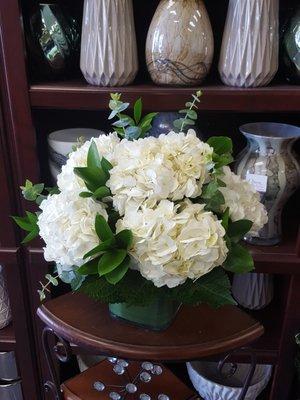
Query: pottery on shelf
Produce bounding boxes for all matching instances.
[281,5,300,84]
[236,122,300,246]
[232,273,274,310]
[148,112,202,138]
[0,266,12,330]
[219,0,279,87]
[146,0,214,86]
[187,361,272,400]
[80,0,138,86]
[48,128,104,181]
[0,352,20,381]
[26,2,80,79]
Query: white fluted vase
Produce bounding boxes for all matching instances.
[0,266,12,330]
[219,0,279,87]
[232,273,274,310]
[80,0,138,86]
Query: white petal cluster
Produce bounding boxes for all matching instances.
[57,133,120,194]
[37,191,107,267]
[117,200,228,288]
[108,130,213,215]
[219,166,268,235]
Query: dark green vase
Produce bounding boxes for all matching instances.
[282,6,300,84]
[26,2,80,79]
[109,297,180,331]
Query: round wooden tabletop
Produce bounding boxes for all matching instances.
[37,292,264,361]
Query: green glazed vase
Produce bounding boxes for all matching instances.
[282,5,300,84]
[26,2,80,79]
[109,297,181,331]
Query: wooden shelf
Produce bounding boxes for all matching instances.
[29,80,300,112]
[0,323,16,351]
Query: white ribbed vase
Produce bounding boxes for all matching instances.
[219,0,279,87]
[80,0,138,86]
[0,266,12,330]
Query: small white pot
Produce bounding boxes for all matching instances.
[47,128,104,181]
[0,266,11,330]
[187,361,272,400]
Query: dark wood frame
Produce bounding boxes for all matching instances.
[0,1,299,399]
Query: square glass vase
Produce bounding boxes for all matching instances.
[109,297,180,331]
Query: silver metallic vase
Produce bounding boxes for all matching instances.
[80,0,138,86]
[219,0,279,87]
[236,122,300,245]
[0,266,11,330]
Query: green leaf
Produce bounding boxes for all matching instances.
[87,141,101,169]
[12,216,33,232]
[95,214,114,241]
[134,98,142,124]
[83,238,116,259]
[181,119,195,126]
[74,167,107,191]
[20,180,44,202]
[227,220,253,243]
[45,274,59,286]
[179,109,197,120]
[119,114,135,126]
[22,229,39,244]
[204,190,225,213]
[105,255,130,285]
[38,290,46,301]
[98,249,127,276]
[202,181,219,199]
[169,268,236,308]
[213,153,234,168]
[173,119,183,130]
[112,119,130,128]
[77,258,99,275]
[26,211,38,224]
[79,192,94,198]
[101,157,113,174]
[59,269,85,291]
[223,242,254,273]
[93,186,111,199]
[221,208,230,230]
[115,229,133,250]
[207,136,233,155]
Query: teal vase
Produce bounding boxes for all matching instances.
[282,5,300,84]
[109,297,180,331]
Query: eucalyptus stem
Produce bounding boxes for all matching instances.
[180,96,198,132]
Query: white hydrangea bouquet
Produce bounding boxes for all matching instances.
[14,92,267,328]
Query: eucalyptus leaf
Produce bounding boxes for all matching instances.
[45,274,59,286]
[125,126,142,140]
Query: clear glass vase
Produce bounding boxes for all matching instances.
[236,122,300,246]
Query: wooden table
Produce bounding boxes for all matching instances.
[37,292,264,400]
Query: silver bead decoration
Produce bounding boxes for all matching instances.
[108,357,118,364]
[109,392,121,400]
[126,383,138,393]
[158,395,170,400]
[142,362,154,371]
[140,394,151,400]
[93,381,105,392]
[140,371,152,383]
[113,364,125,375]
[152,365,163,375]
[117,359,129,368]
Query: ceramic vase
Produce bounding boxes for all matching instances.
[0,266,11,330]
[26,3,80,79]
[148,112,202,138]
[236,122,300,246]
[146,0,214,86]
[232,273,274,310]
[219,0,279,87]
[281,5,300,84]
[80,0,138,86]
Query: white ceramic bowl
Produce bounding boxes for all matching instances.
[47,128,104,181]
[187,361,272,400]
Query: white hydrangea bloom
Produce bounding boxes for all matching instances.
[219,166,268,236]
[57,133,120,194]
[108,130,213,215]
[117,200,228,288]
[37,192,107,267]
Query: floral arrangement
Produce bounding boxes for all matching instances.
[14,92,267,308]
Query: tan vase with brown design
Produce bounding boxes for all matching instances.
[146,0,214,86]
